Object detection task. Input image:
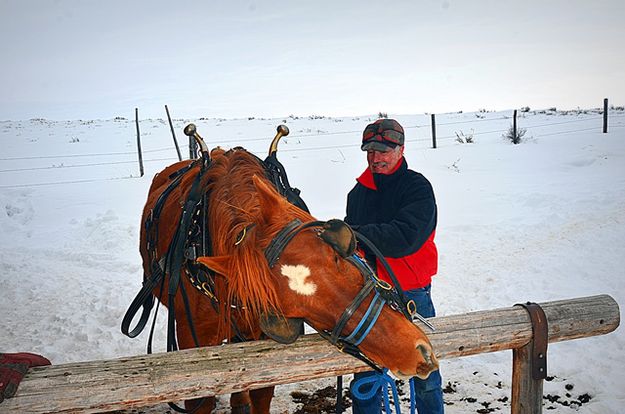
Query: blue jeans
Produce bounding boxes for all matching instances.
[350,285,444,413]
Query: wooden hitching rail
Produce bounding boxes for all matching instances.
[1,294,619,413]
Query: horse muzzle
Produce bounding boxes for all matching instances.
[396,341,439,380]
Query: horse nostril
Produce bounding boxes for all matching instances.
[416,343,433,365]
[413,343,439,380]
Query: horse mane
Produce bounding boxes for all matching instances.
[203,148,314,339]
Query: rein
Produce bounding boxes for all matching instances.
[351,369,419,414]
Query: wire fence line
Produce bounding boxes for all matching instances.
[0,157,184,174]
[0,175,140,189]
[0,145,183,162]
[533,126,601,138]
[0,150,137,161]
[1,114,614,164]
[0,110,621,188]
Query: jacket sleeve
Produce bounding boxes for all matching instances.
[354,175,436,258]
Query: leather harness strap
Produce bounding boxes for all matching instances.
[264,153,309,213]
[122,161,198,339]
[515,301,548,380]
[330,279,376,344]
[264,219,305,268]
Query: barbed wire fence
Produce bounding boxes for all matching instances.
[1,102,624,189]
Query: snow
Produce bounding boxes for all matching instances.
[1,108,624,413]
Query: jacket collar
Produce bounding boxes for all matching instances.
[356,157,406,190]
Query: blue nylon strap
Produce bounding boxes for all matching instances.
[351,253,373,272]
[342,292,385,346]
[409,377,416,414]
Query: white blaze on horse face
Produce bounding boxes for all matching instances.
[280,264,317,296]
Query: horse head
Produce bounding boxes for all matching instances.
[196,158,439,380]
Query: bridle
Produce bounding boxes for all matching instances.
[263,218,435,372]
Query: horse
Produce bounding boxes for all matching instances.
[124,125,439,413]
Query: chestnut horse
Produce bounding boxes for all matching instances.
[129,140,438,413]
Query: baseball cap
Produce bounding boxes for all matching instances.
[361,119,405,152]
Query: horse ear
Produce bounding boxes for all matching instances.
[259,313,304,344]
[196,255,231,275]
[252,175,287,221]
[319,219,357,258]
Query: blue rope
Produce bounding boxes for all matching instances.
[352,369,407,413]
[409,377,416,414]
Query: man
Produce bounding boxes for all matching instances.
[345,119,444,413]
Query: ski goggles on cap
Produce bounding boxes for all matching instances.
[361,119,405,150]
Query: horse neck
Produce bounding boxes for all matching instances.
[204,150,312,339]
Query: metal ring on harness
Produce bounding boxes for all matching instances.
[200,282,217,301]
[234,223,256,246]
[375,279,393,291]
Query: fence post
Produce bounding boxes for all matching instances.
[430,114,437,149]
[165,105,182,161]
[511,343,543,413]
[135,108,144,177]
[513,109,518,141]
[603,98,608,133]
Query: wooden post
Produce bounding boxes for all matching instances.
[165,105,182,161]
[513,109,518,142]
[603,98,608,133]
[511,342,543,413]
[135,108,144,177]
[431,114,437,149]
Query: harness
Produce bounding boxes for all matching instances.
[122,157,212,338]
[121,144,309,340]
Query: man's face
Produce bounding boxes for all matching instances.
[366,145,404,174]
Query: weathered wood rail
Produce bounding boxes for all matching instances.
[2,294,619,413]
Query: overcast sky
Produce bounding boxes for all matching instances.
[1,0,624,120]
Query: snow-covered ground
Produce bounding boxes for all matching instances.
[1,108,624,413]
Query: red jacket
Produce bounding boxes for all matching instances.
[374,231,437,290]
